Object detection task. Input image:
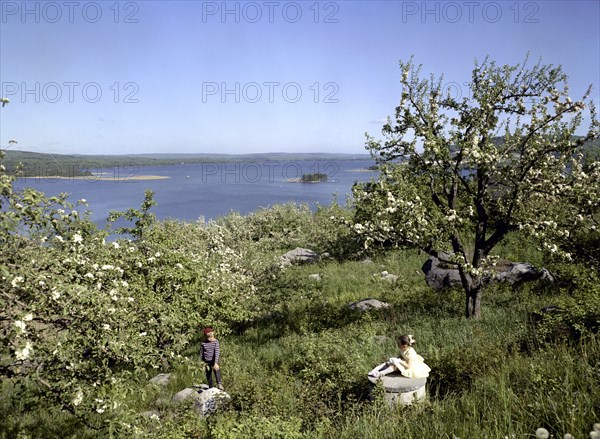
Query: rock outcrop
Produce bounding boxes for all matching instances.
[281,248,319,264]
[422,255,555,290]
[348,298,390,311]
[149,373,171,386]
[147,374,230,419]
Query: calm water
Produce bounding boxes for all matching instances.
[13,160,377,225]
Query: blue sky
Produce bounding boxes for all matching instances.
[1,0,599,155]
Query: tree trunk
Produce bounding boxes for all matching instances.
[465,286,482,319]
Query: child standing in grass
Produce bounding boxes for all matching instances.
[369,334,431,379]
[200,327,223,390]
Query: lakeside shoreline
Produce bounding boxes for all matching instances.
[21,175,171,181]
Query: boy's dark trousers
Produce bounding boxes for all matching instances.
[204,361,221,388]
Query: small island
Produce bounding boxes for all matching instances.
[300,173,328,183]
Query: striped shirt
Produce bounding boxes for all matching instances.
[200,339,220,363]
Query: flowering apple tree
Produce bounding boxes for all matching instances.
[354,56,600,319]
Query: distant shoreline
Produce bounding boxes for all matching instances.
[26,175,170,181]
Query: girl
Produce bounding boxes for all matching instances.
[369,334,431,379]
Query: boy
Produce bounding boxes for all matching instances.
[200,327,223,390]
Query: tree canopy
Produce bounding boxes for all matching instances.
[353,56,600,318]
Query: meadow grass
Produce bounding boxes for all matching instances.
[162,248,597,439]
[2,245,598,439]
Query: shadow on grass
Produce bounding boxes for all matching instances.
[233,301,376,344]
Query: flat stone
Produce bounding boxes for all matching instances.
[422,255,555,290]
[149,373,171,386]
[368,371,428,406]
[367,372,427,393]
[348,298,390,311]
[308,274,321,281]
[172,387,202,403]
[281,248,319,264]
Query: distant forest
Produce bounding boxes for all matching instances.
[2,136,598,177]
[1,151,371,177]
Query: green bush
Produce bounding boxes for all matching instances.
[210,413,304,439]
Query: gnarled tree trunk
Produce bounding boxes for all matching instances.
[465,285,482,319]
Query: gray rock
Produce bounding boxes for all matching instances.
[367,371,427,406]
[281,248,319,264]
[192,383,210,391]
[494,263,555,285]
[374,271,398,283]
[360,258,373,264]
[172,387,202,403]
[171,387,231,418]
[421,256,462,290]
[308,273,321,282]
[194,387,231,417]
[421,256,555,290]
[367,372,427,392]
[349,298,390,311]
[381,273,398,283]
[149,373,171,386]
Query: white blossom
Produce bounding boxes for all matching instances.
[15,341,33,360]
[14,320,27,333]
[73,389,84,406]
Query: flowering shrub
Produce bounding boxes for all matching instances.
[0,148,268,430]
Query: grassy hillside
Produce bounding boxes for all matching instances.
[2,201,598,439]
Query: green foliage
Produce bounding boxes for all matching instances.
[209,413,304,439]
[530,265,600,343]
[107,189,157,240]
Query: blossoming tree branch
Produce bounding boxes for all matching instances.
[353,56,600,319]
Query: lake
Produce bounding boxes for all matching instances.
[13,159,378,225]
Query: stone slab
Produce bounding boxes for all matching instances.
[367,372,427,393]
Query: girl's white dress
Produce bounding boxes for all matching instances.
[370,347,431,379]
[390,347,431,378]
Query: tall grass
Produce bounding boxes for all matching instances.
[2,218,598,438]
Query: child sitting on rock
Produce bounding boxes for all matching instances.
[369,334,431,379]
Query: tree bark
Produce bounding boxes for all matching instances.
[465,286,482,319]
